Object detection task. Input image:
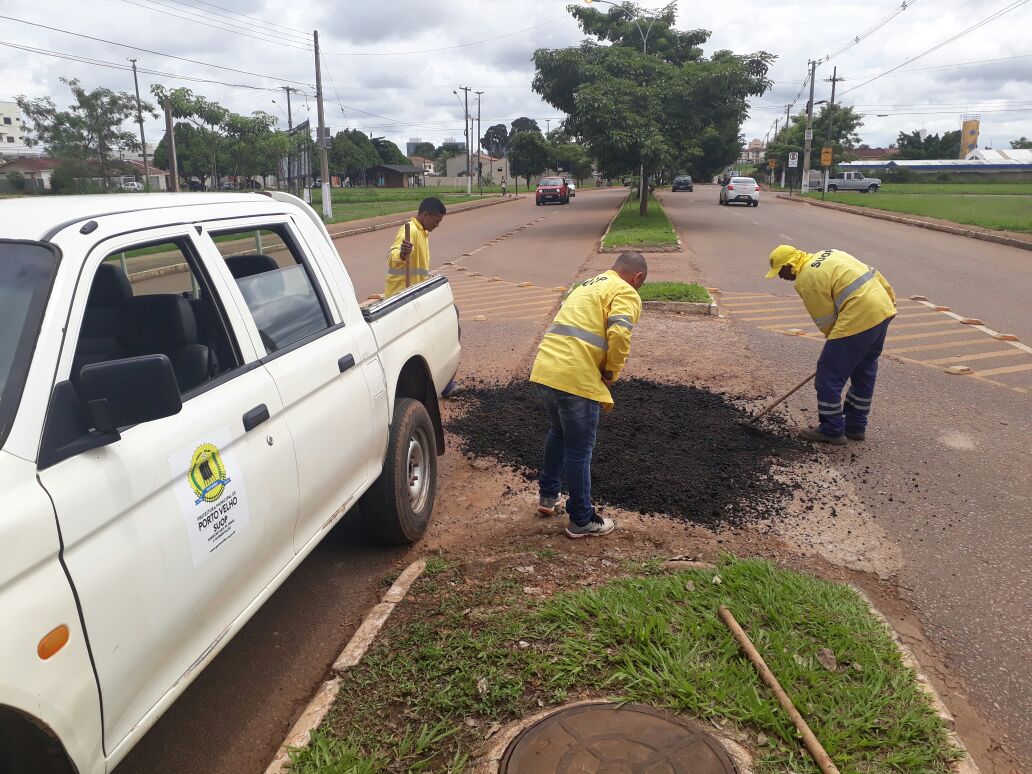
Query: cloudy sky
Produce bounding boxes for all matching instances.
[3,0,1030,155]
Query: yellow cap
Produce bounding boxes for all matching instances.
[765,244,801,279]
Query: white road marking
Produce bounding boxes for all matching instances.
[779,233,793,240]
[752,220,761,226]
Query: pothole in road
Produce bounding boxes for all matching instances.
[448,379,816,529]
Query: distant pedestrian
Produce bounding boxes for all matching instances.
[500,178,507,198]
[530,251,648,538]
[384,197,446,299]
[766,245,896,443]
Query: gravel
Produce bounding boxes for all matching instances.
[448,379,817,529]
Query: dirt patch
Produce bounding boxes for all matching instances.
[448,378,819,529]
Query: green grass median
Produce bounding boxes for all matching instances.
[310,188,485,225]
[603,195,678,249]
[288,554,961,773]
[639,281,712,303]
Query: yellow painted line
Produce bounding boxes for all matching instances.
[458,294,556,311]
[722,299,800,310]
[452,287,555,302]
[973,362,1032,377]
[884,338,1006,355]
[889,320,963,331]
[892,311,947,319]
[714,292,773,299]
[732,306,806,316]
[459,298,558,315]
[759,321,817,331]
[924,349,1026,365]
[885,330,981,344]
[738,312,819,323]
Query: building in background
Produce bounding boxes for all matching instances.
[440,136,465,153]
[408,155,435,176]
[738,138,765,164]
[0,157,58,192]
[0,100,39,158]
[405,137,423,156]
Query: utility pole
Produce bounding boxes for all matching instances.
[800,59,817,193]
[282,86,296,194]
[128,59,151,191]
[475,90,483,197]
[781,103,791,188]
[313,30,332,219]
[458,86,471,195]
[163,99,179,192]
[821,66,843,201]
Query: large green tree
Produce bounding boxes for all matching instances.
[371,137,409,165]
[151,86,231,184]
[764,104,864,178]
[552,141,593,183]
[1010,136,1032,150]
[894,129,961,159]
[533,2,772,213]
[509,131,551,186]
[330,129,379,182]
[17,78,154,188]
[153,122,218,187]
[509,117,541,138]
[482,123,510,157]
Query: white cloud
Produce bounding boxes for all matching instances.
[2,0,1030,154]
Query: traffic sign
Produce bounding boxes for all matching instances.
[804,129,813,140]
[820,146,833,166]
[788,152,799,168]
[768,158,777,169]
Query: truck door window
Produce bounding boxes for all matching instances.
[208,226,332,354]
[72,239,240,396]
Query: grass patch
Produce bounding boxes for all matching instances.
[603,195,678,249]
[876,182,1032,195]
[290,554,961,773]
[805,190,1032,232]
[639,281,712,303]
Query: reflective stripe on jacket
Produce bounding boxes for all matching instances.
[792,248,896,339]
[530,270,642,409]
[384,217,430,299]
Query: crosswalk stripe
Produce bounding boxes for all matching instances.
[885,338,1002,355]
[740,312,819,322]
[972,362,1032,377]
[460,298,558,315]
[924,349,1026,365]
[731,306,807,315]
[888,320,962,331]
[886,329,981,343]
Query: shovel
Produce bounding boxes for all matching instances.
[404,221,411,288]
[747,371,816,425]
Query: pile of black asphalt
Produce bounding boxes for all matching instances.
[447,379,818,529]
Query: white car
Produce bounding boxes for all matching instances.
[719,176,760,207]
[0,191,460,773]
[120,181,145,192]
[567,182,576,197]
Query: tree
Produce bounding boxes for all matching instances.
[509,131,551,186]
[765,104,864,176]
[894,129,961,160]
[330,130,379,182]
[154,123,214,188]
[533,2,772,213]
[5,171,26,192]
[552,141,593,183]
[482,123,510,157]
[151,86,230,184]
[17,78,154,189]
[408,141,436,158]
[509,117,541,138]
[371,137,409,165]
[1011,136,1032,149]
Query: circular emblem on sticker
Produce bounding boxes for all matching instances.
[188,443,230,504]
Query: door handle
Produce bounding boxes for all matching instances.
[338,354,356,373]
[242,404,270,432]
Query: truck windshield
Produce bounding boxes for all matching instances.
[0,241,59,448]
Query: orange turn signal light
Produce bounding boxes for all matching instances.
[38,625,70,660]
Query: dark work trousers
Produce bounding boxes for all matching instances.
[536,383,600,526]
[815,317,893,436]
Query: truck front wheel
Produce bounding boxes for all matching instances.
[827,185,837,193]
[868,184,879,192]
[360,398,437,545]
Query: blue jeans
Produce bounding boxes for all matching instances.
[816,317,892,436]
[536,384,600,526]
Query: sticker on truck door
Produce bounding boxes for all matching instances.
[169,428,251,566]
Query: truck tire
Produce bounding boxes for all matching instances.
[828,184,837,193]
[360,398,437,545]
[868,184,879,192]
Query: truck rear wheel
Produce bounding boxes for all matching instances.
[360,398,437,545]
[828,184,837,193]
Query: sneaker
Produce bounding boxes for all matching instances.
[565,515,616,539]
[799,427,847,445]
[537,495,563,517]
[441,380,462,399]
[845,429,866,442]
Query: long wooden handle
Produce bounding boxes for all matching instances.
[404,222,411,288]
[719,606,840,774]
[749,371,816,423]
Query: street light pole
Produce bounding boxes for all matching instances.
[821,66,842,202]
[128,58,151,191]
[458,86,471,195]
[475,91,483,197]
[800,59,817,193]
[313,30,332,219]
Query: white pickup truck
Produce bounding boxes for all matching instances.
[817,171,882,193]
[0,192,459,773]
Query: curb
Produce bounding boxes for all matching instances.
[775,194,1032,252]
[850,585,980,774]
[263,558,428,773]
[326,195,519,242]
[643,300,719,316]
[597,194,626,253]
[599,193,683,253]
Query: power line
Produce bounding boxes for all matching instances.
[322,17,567,56]
[836,52,1032,81]
[819,0,920,64]
[0,14,313,86]
[322,54,349,130]
[160,0,310,37]
[116,0,314,51]
[839,0,1032,97]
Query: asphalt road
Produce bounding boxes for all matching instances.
[115,188,623,774]
[662,185,1032,764]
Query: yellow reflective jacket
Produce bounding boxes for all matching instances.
[530,270,642,409]
[384,217,430,299]
[790,248,896,339]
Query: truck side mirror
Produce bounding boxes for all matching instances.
[80,355,183,433]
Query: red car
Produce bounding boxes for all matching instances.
[536,176,570,205]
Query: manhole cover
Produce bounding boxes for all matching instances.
[499,703,739,774]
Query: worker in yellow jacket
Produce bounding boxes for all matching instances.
[384,197,446,299]
[766,244,896,444]
[530,251,648,538]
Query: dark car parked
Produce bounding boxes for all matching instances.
[672,175,694,192]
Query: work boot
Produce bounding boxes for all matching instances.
[537,495,563,517]
[565,515,616,539]
[442,380,463,399]
[845,429,866,442]
[799,427,847,445]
